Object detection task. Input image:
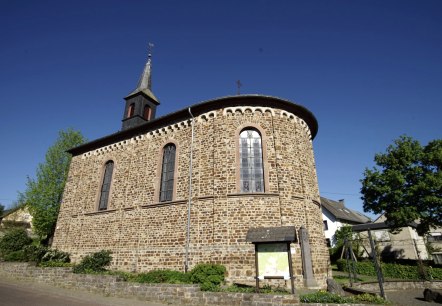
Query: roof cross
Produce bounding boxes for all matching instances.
[236,80,242,95]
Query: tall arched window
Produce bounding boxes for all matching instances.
[160,144,176,202]
[127,103,135,118]
[99,160,114,210]
[143,105,151,120]
[239,129,264,192]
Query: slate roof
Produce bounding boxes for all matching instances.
[246,226,297,243]
[351,220,418,232]
[68,95,319,156]
[321,197,370,224]
[125,55,159,103]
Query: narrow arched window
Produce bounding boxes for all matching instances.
[143,105,151,120]
[127,103,135,118]
[239,129,264,192]
[160,144,176,202]
[98,161,114,210]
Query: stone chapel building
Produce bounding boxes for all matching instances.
[52,51,329,288]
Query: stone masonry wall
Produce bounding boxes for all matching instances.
[53,102,329,288]
[0,262,300,306]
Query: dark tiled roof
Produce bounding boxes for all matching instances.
[321,197,370,224]
[1,208,17,218]
[246,226,297,243]
[351,221,418,232]
[68,95,318,156]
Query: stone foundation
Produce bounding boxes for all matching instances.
[0,262,300,306]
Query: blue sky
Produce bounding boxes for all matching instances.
[1,1,441,218]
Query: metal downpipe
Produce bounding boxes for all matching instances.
[185,107,195,272]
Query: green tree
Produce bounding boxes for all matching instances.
[361,135,442,235]
[0,203,4,216]
[20,129,86,242]
[330,225,364,260]
[333,225,353,247]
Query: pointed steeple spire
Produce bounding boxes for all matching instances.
[137,53,153,91]
[125,43,159,103]
[121,43,160,131]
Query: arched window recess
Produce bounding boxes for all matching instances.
[239,129,264,193]
[159,144,176,202]
[98,160,114,210]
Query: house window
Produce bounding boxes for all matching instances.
[98,161,114,210]
[325,238,331,248]
[428,233,442,242]
[127,103,135,118]
[160,144,176,202]
[323,220,328,231]
[239,129,264,192]
[143,105,151,120]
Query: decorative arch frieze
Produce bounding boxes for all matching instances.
[223,106,275,116]
[81,111,217,159]
[280,110,312,140]
[79,106,313,160]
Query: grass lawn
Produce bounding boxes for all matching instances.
[331,262,410,285]
[331,262,378,285]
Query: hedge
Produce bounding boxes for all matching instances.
[0,228,32,258]
[337,259,442,280]
[73,250,112,273]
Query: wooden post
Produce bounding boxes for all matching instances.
[287,243,295,294]
[345,238,353,287]
[254,243,259,293]
[368,229,386,299]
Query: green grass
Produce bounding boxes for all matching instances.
[300,291,390,304]
[332,271,378,285]
[221,284,289,294]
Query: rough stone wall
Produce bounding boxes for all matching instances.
[53,104,328,288]
[0,263,300,306]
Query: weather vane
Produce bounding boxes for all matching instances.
[236,80,242,95]
[148,42,154,58]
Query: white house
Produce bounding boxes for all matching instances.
[356,214,430,260]
[321,197,370,247]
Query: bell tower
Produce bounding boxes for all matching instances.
[122,44,160,131]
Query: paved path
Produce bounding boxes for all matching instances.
[1,275,440,306]
[0,278,169,306]
[387,289,440,306]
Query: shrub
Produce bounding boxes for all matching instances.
[300,290,347,303]
[41,249,70,263]
[3,250,27,262]
[22,245,70,264]
[224,284,288,294]
[300,290,389,304]
[23,245,48,263]
[104,270,137,282]
[337,259,375,276]
[73,250,112,274]
[336,259,442,280]
[134,270,190,284]
[0,229,32,258]
[429,266,442,280]
[353,293,391,304]
[224,284,256,293]
[190,263,226,291]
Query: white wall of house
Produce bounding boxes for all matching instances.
[358,215,430,260]
[322,208,343,247]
